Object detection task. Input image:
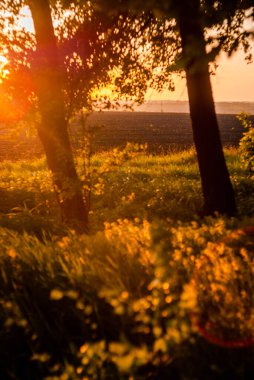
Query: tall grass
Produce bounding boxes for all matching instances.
[0,146,253,379]
[0,146,253,233]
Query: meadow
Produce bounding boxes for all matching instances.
[0,142,254,379]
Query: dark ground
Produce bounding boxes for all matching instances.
[0,112,253,160]
[85,112,251,153]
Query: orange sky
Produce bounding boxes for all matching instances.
[147,45,254,102]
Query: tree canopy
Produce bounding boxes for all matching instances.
[0,1,180,122]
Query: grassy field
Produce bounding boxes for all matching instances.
[0,145,254,379]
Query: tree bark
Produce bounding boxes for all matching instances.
[29,0,88,230]
[177,0,237,216]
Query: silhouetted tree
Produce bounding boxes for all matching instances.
[0,0,164,229]
[95,0,253,216]
[175,0,236,215]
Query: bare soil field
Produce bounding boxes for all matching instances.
[85,112,252,153]
[0,112,253,160]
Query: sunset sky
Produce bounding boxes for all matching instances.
[146,46,254,102]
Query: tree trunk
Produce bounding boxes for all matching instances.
[177,0,237,216]
[29,0,88,230]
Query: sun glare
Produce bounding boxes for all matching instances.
[0,55,8,80]
[19,6,34,33]
[0,56,7,65]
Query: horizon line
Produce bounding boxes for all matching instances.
[143,100,254,103]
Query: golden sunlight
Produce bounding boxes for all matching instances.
[0,55,8,79]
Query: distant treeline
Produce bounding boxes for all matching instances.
[135,101,254,114]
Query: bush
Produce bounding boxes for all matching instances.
[238,113,254,175]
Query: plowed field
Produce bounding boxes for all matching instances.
[0,112,253,160]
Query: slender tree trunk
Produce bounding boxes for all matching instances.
[29,0,88,230]
[177,0,237,216]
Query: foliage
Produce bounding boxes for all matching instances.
[94,0,254,64]
[0,217,254,378]
[194,227,254,344]
[5,0,251,124]
[5,0,252,126]
[0,1,178,122]
[238,113,254,176]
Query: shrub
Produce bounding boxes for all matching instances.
[238,113,254,175]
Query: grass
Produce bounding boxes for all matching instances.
[0,146,253,379]
[88,147,202,230]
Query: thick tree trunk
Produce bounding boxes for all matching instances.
[29,0,88,230]
[177,0,237,216]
